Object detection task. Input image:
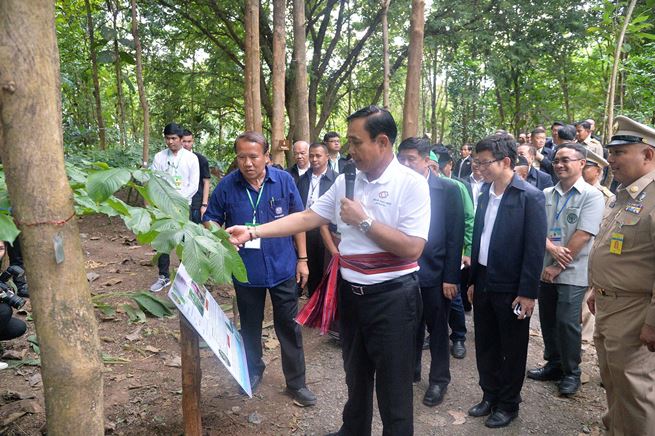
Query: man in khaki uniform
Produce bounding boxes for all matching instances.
[588,116,655,436]
[580,149,613,345]
[576,120,604,158]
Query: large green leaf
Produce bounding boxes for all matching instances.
[86,168,132,203]
[182,237,211,284]
[122,303,146,323]
[124,207,152,234]
[151,229,184,253]
[106,197,130,216]
[130,292,175,318]
[146,174,188,221]
[0,214,20,244]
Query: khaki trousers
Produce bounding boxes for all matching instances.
[595,292,655,436]
[581,288,595,344]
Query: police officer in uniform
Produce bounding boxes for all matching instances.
[588,116,655,436]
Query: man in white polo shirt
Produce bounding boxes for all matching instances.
[226,106,430,435]
[149,123,199,292]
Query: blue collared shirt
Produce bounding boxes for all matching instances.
[203,166,303,288]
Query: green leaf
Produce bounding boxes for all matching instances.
[0,214,20,244]
[100,26,117,41]
[151,229,183,253]
[120,51,136,66]
[124,207,152,234]
[86,168,132,202]
[106,197,130,216]
[118,38,135,49]
[95,302,116,318]
[132,170,149,183]
[182,237,211,284]
[146,174,188,221]
[102,353,131,364]
[129,292,175,318]
[122,303,146,323]
[97,50,116,63]
[136,229,158,245]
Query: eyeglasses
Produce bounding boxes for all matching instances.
[552,158,583,165]
[472,158,501,167]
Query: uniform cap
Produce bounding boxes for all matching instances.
[583,148,608,168]
[608,116,655,147]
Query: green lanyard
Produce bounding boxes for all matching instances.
[245,179,266,225]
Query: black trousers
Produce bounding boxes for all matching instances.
[233,277,306,390]
[0,303,27,341]
[306,228,327,297]
[473,267,530,413]
[7,237,24,269]
[338,273,421,436]
[158,207,202,278]
[415,285,451,387]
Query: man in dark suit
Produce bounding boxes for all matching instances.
[398,137,465,407]
[466,133,547,428]
[287,140,311,185]
[324,131,349,173]
[518,144,554,190]
[297,142,339,295]
[454,144,473,179]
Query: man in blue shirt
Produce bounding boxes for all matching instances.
[203,131,315,406]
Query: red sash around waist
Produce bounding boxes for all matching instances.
[295,252,418,334]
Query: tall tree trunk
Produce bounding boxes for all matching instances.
[292,0,310,141]
[130,0,150,167]
[84,0,106,150]
[604,0,637,143]
[270,0,286,165]
[244,0,262,132]
[381,0,391,109]
[430,50,439,142]
[438,76,448,144]
[402,0,425,139]
[494,80,505,127]
[560,68,572,123]
[0,1,104,434]
[110,1,127,148]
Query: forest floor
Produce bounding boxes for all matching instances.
[0,214,608,436]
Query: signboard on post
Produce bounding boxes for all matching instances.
[169,263,252,397]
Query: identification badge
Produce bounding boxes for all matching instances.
[173,175,183,189]
[548,227,563,244]
[625,202,643,214]
[609,233,624,255]
[244,222,261,249]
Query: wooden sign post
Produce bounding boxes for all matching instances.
[180,316,202,436]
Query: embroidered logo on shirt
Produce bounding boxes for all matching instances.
[378,191,389,199]
[566,213,578,224]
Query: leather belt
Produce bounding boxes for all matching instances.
[345,272,417,296]
[595,287,630,298]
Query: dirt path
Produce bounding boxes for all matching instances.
[0,215,606,435]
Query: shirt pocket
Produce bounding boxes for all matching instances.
[563,207,580,225]
[270,197,290,220]
[619,213,645,250]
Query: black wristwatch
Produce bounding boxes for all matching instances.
[358,216,373,233]
[201,203,208,207]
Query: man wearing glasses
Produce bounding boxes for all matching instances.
[324,131,349,173]
[527,143,604,396]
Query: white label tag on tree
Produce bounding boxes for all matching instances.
[53,232,65,264]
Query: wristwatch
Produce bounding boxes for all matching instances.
[358,216,374,233]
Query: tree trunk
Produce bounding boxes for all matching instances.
[430,51,439,142]
[494,80,505,127]
[130,0,150,167]
[110,1,127,148]
[438,76,448,144]
[381,0,391,109]
[560,68,572,123]
[292,0,310,141]
[270,0,286,165]
[402,0,425,140]
[604,0,637,143]
[0,2,104,434]
[84,0,106,150]
[244,0,262,132]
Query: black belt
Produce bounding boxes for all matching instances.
[344,272,417,296]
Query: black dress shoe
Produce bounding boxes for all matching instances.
[468,399,493,417]
[451,341,466,359]
[484,409,518,428]
[423,384,447,407]
[527,366,563,381]
[558,375,581,396]
[286,386,317,406]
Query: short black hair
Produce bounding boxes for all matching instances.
[309,142,329,153]
[323,131,340,142]
[475,133,518,169]
[551,121,564,128]
[398,137,431,158]
[531,127,546,136]
[558,124,577,141]
[163,123,184,137]
[182,129,193,137]
[346,105,397,145]
[555,142,588,160]
[234,131,270,154]
[575,120,592,130]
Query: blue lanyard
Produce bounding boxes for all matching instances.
[555,189,575,221]
[245,180,266,225]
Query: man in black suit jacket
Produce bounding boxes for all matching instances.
[324,131,349,173]
[398,137,465,408]
[297,142,339,295]
[466,134,547,428]
[286,140,311,185]
[454,144,473,179]
[518,144,554,190]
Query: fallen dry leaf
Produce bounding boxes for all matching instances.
[143,345,160,354]
[28,373,42,388]
[1,348,27,360]
[86,272,100,282]
[102,278,123,287]
[447,410,466,425]
[125,326,144,342]
[164,355,182,368]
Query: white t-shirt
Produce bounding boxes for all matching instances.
[151,148,200,204]
[311,157,430,284]
[478,183,503,266]
[306,169,327,209]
